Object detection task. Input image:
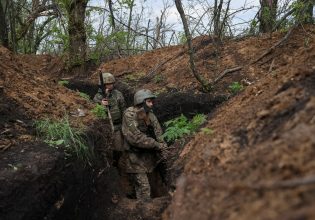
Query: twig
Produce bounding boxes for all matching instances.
[213,66,243,84]
[211,175,315,191]
[268,58,275,73]
[272,8,295,32]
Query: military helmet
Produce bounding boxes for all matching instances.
[99,72,115,84]
[134,89,157,106]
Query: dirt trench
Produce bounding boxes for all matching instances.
[0,78,225,220]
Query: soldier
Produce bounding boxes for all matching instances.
[93,72,126,165]
[121,89,167,200]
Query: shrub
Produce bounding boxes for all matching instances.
[229,81,243,94]
[161,114,207,142]
[34,116,91,163]
[91,104,107,119]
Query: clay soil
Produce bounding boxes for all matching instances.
[1,25,315,220]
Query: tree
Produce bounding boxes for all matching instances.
[66,0,89,75]
[259,0,278,33]
[175,0,210,91]
[0,0,9,47]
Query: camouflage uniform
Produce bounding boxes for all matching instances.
[93,88,126,159]
[121,106,164,199]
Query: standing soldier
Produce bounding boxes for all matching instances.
[93,72,126,165]
[121,89,167,200]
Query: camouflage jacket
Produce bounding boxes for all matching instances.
[93,89,126,130]
[121,106,164,173]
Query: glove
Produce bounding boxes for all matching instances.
[157,143,169,160]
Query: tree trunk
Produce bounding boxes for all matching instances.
[0,0,9,48]
[213,0,223,38]
[126,0,134,55]
[108,0,122,57]
[68,0,88,75]
[259,0,278,33]
[174,0,210,91]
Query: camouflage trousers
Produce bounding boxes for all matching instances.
[132,173,151,200]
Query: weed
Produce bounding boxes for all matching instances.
[154,74,164,83]
[58,80,69,86]
[34,116,92,163]
[91,104,107,119]
[125,72,146,81]
[201,127,214,135]
[79,92,90,100]
[229,82,243,94]
[161,114,207,142]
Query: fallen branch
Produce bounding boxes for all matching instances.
[213,66,243,84]
[251,25,296,64]
[142,50,186,81]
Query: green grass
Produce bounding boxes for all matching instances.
[79,92,90,100]
[91,104,107,119]
[58,80,69,86]
[161,114,207,142]
[228,81,243,95]
[34,116,92,163]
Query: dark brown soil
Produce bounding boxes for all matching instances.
[1,25,315,220]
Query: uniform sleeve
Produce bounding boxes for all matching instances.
[122,109,160,149]
[118,92,127,113]
[93,90,104,103]
[149,113,164,143]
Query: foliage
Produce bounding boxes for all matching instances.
[201,127,214,135]
[91,104,107,119]
[290,0,313,23]
[178,31,187,44]
[79,92,90,100]
[34,116,91,163]
[161,114,207,142]
[229,82,243,94]
[58,80,69,86]
[154,74,164,83]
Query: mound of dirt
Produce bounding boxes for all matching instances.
[162,27,315,220]
[0,46,104,220]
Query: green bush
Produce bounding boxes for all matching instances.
[229,82,243,94]
[91,104,107,119]
[161,114,207,142]
[34,116,91,163]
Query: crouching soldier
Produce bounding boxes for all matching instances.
[121,89,167,200]
[93,72,126,165]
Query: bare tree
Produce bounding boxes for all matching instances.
[175,0,210,91]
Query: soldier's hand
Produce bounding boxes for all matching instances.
[159,143,168,151]
[158,143,169,159]
[101,98,109,106]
